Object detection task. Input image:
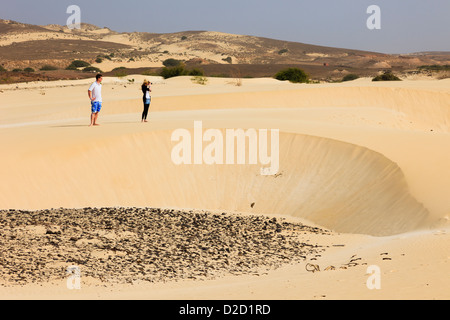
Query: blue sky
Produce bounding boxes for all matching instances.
[1,0,449,53]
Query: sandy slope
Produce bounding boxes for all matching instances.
[0,76,449,299]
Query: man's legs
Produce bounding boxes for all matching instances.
[90,112,100,126]
[90,101,101,126]
[90,112,95,126]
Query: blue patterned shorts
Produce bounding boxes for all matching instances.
[91,101,102,113]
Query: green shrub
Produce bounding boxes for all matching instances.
[0,65,7,72]
[160,65,186,79]
[40,65,58,71]
[163,58,182,67]
[24,67,35,73]
[12,68,22,72]
[342,74,359,82]
[112,67,127,72]
[278,49,288,55]
[115,71,128,78]
[188,68,204,76]
[418,65,450,71]
[65,65,78,70]
[83,66,102,73]
[181,36,188,41]
[69,60,90,68]
[95,57,103,63]
[160,65,205,79]
[274,68,309,83]
[112,67,127,77]
[191,76,208,85]
[66,60,91,71]
[222,57,232,64]
[372,71,401,81]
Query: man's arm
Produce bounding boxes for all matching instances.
[88,90,93,101]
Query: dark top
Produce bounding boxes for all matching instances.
[142,84,151,101]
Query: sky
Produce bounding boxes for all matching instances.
[1,0,450,54]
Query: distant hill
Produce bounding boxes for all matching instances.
[0,19,51,34]
[1,18,449,82]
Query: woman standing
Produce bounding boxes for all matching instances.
[141,80,152,122]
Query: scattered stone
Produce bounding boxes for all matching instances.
[0,207,330,286]
[46,225,62,235]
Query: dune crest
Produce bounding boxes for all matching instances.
[0,128,429,236]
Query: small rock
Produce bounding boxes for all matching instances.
[46,226,62,235]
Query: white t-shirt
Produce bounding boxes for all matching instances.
[145,90,150,99]
[89,81,102,102]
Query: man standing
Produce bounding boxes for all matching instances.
[88,74,103,126]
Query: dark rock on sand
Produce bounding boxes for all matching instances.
[0,208,329,286]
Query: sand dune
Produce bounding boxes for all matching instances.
[1,77,449,224]
[0,75,449,299]
[0,127,430,236]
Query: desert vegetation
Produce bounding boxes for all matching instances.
[163,58,183,67]
[342,74,360,82]
[40,65,59,71]
[274,67,309,83]
[83,66,102,73]
[372,71,401,81]
[191,75,208,85]
[160,64,205,79]
[66,60,91,70]
[418,65,450,71]
[222,57,232,64]
[112,67,128,78]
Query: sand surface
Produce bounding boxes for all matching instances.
[0,76,449,299]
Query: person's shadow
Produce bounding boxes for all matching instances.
[50,121,139,128]
[50,124,91,128]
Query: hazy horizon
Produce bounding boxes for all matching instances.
[1,0,449,54]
